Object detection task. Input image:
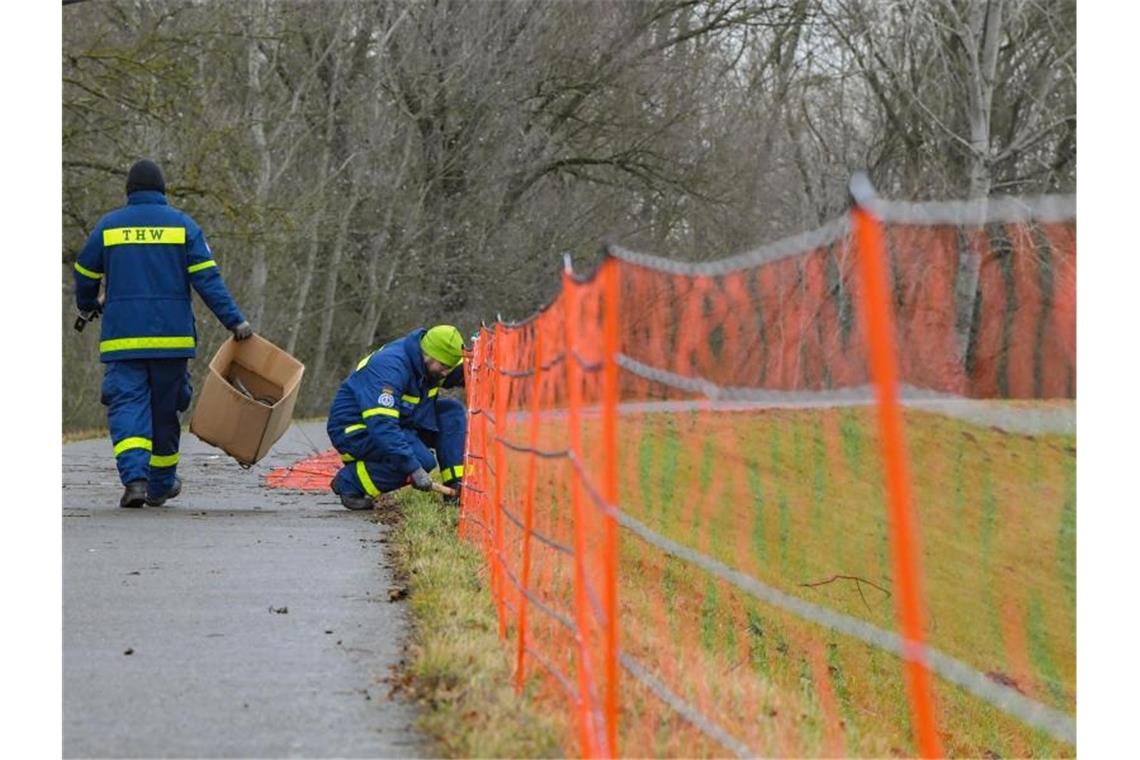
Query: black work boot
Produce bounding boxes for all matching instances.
[339,493,375,511]
[332,477,373,511]
[146,476,182,507]
[119,480,147,509]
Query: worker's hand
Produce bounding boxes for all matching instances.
[409,467,433,492]
[74,303,102,332]
[231,321,253,341]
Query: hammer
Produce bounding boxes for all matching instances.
[432,482,458,498]
[404,474,458,499]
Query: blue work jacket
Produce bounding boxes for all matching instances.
[327,328,464,475]
[73,190,246,362]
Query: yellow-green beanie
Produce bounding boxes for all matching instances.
[420,325,465,368]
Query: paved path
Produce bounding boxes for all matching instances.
[63,422,423,758]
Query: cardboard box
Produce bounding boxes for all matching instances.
[189,334,305,465]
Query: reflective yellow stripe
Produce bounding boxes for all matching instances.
[341,452,355,463]
[74,262,103,280]
[428,387,440,398]
[401,394,421,404]
[103,227,186,246]
[187,260,217,274]
[150,452,180,468]
[441,464,465,482]
[344,424,366,434]
[356,461,380,497]
[356,351,375,370]
[362,407,399,419]
[100,336,196,353]
[113,437,152,456]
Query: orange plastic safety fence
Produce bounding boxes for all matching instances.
[460,198,1076,758]
[265,449,340,490]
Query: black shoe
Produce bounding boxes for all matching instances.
[339,493,375,511]
[146,477,182,507]
[332,477,373,510]
[119,480,147,509]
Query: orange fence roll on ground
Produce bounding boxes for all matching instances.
[460,187,1076,758]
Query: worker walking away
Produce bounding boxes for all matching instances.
[326,325,467,510]
[73,159,253,508]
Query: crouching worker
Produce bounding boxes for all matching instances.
[326,325,467,510]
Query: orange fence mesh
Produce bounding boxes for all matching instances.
[265,449,340,491]
[461,193,1076,758]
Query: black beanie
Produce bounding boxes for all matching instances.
[126,159,166,195]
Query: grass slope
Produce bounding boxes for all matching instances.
[388,490,564,758]
[388,404,1075,757]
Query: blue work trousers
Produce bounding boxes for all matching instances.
[331,397,467,497]
[101,358,191,497]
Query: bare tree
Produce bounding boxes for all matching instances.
[62,0,1075,430]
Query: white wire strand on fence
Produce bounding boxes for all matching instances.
[619,652,757,759]
[496,505,610,636]
[549,417,1073,744]
[499,501,575,557]
[562,432,1075,744]
[608,216,850,277]
[547,428,1071,742]
[499,534,610,754]
[865,194,1076,226]
[608,190,1075,277]
[614,353,1075,435]
[615,353,881,403]
[611,508,1077,745]
[480,185,1078,750]
[497,526,757,758]
[497,595,584,708]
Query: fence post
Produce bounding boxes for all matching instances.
[600,256,621,756]
[515,323,544,692]
[563,258,604,758]
[457,333,474,540]
[472,329,492,553]
[849,172,943,758]
[492,323,509,639]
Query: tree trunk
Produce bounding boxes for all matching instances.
[245,4,272,329]
[954,0,1005,363]
[285,84,338,354]
[311,168,363,391]
[357,127,417,350]
[285,161,327,356]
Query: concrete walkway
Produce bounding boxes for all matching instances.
[63,422,423,758]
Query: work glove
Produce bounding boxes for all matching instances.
[74,302,102,332]
[231,321,253,341]
[409,467,433,492]
[76,300,102,318]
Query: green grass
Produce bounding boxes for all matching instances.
[562,404,1074,757]
[421,403,1075,757]
[387,489,564,758]
[609,406,1075,757]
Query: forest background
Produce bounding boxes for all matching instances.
[61,0,1076,429]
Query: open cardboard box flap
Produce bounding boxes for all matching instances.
[189,334,305,466]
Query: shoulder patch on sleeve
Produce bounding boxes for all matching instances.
[378,387,396,407]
